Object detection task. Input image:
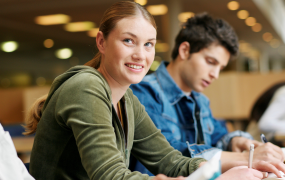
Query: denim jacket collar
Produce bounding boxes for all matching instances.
[155,61,201,105]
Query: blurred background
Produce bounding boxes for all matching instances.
[1,0,285,88]
[1,0,285,160]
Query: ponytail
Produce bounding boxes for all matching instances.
[23,94,47,135]
[85,52,101,69]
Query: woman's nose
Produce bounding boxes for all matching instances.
[132,46,145,61]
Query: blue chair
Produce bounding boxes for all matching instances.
[3,124,26,137]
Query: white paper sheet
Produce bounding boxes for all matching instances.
[185,151,221,180]
[0,124,35,180]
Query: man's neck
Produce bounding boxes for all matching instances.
[166,60,192,93]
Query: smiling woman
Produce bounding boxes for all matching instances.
[24,1,207,180]
[96,16,156,90]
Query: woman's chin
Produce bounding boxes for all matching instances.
[129,77,144,85]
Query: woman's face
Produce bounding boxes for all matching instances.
[99,16,157,87]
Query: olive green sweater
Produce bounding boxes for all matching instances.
[29,66,206,180]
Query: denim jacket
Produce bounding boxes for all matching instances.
[130,61,253,175]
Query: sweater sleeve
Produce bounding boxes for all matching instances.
[130,91,207,177]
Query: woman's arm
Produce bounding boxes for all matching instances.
[130,92,206,177]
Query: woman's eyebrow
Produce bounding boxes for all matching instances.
[123,32,137,38]
[122,32,156,41]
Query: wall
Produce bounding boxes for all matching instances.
[203,71,285,119]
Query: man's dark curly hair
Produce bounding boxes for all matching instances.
[171,13,239,60]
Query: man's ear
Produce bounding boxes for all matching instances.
[96,31,105,54]
[178,41,190,60]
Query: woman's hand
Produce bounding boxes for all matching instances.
[252,161,284,178]
[152,174,185,180]
[216,166,265,180]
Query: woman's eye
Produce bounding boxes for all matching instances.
[123,39,133,44]
[145,42,153,47]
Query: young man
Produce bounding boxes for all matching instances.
[130,13,285,175]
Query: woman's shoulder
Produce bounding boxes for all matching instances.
[52,66,112,99]
[65,66,110,90]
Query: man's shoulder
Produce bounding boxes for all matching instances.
[131,73,161,91]
[140,73,158,84]
[130,73,165,106]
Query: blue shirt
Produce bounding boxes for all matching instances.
[130,61,253,175]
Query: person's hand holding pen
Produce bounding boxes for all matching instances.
[260,134,268,143]
[230,136,285,162]
[228,135,285,178]
[251,135,285,178]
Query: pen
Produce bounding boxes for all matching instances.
[260,133,268,143]
[248,144,254,168]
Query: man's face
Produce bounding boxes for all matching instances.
[179,43,230,92]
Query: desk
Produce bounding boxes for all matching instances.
[12,136,34,153]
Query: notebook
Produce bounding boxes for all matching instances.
[185,151,221,180]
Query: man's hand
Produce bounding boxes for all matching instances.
[231,137,285,162]
[221,137,285,173]
[252,142,285,162]
[230,137,262,152]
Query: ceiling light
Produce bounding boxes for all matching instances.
[262,32,273,42]
[245,17,256,26]
[87,28,100,37]
[43,39,54,48]
[147,4,168,16]
[237,10,249,19]
[55,48,73,59]
[64,21,95,32]
[178,12,195,22]
[134,0,147,6]
[227,1,239,10]
[251,23,262,32]
[270,39,280,48]
[1,41,18,52]
[35,14,70,25]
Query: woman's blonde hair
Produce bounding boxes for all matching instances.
[23,94,47,135]
[24,1,156,135]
